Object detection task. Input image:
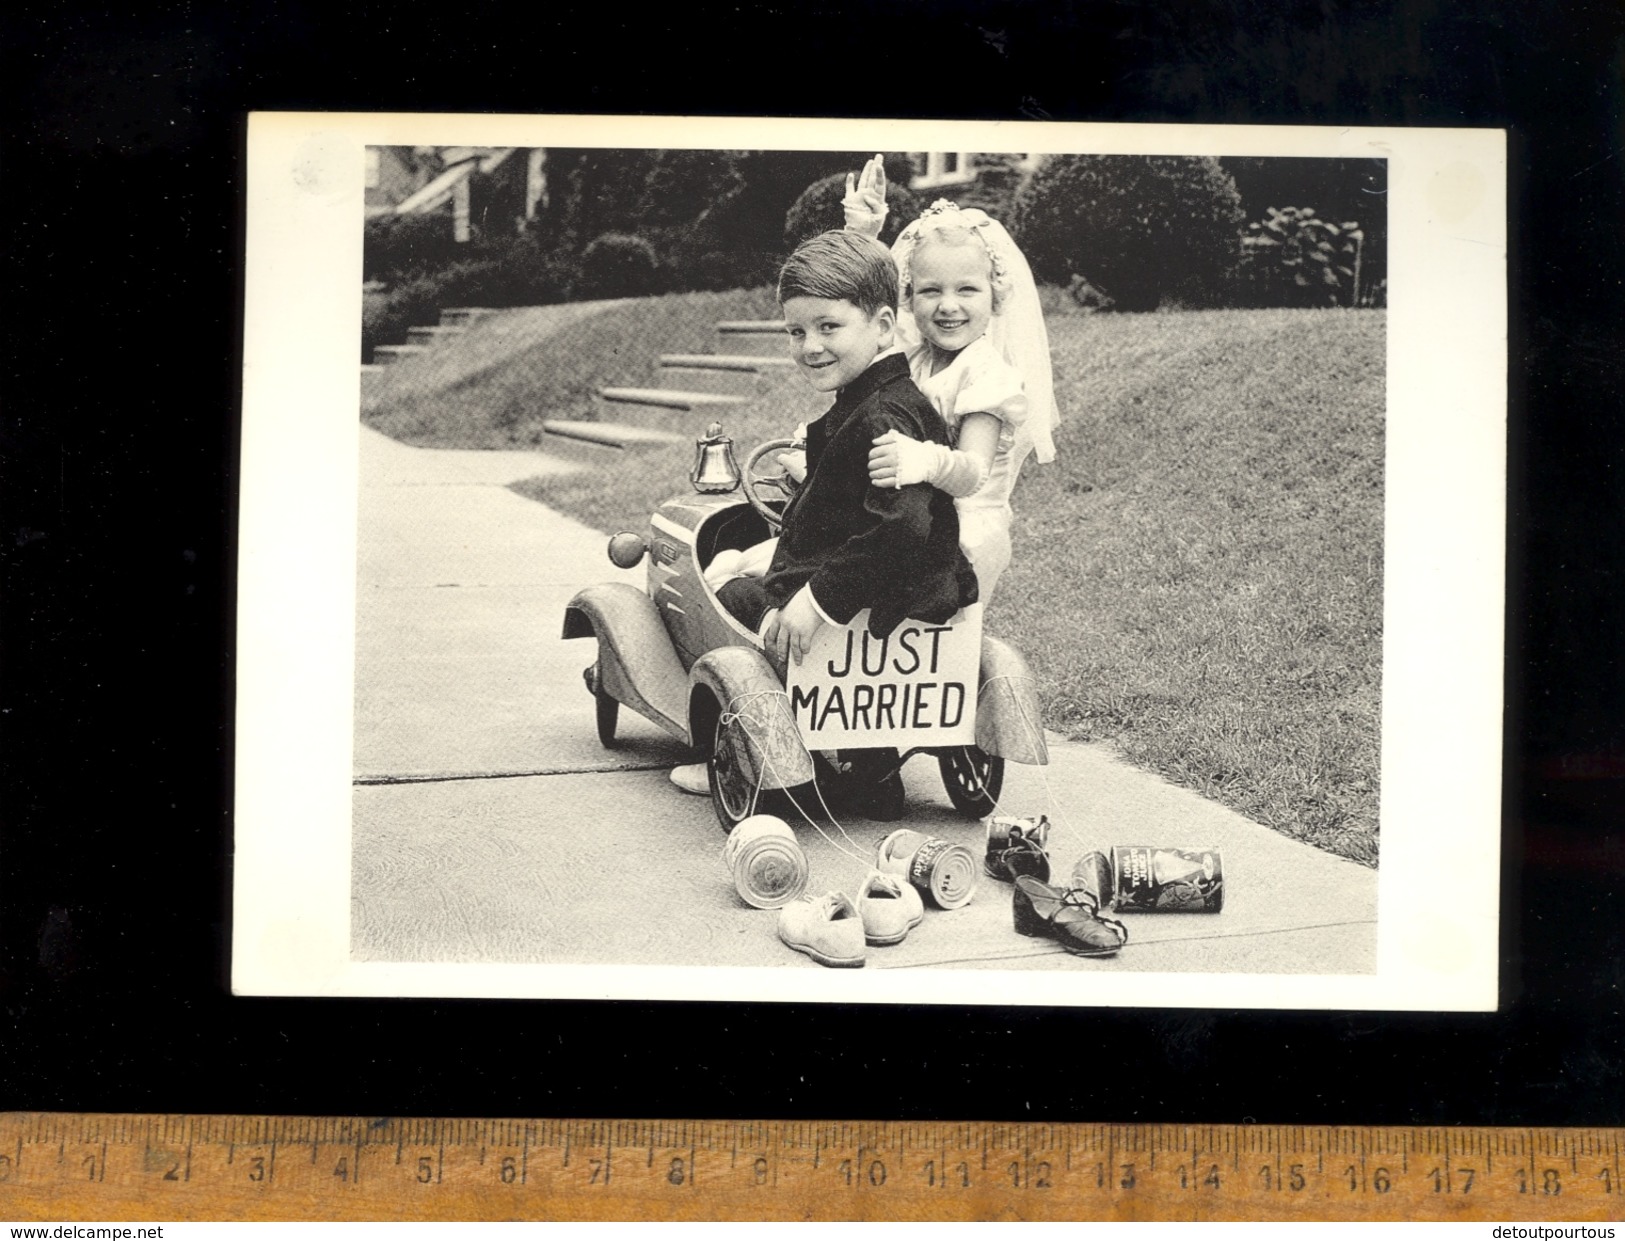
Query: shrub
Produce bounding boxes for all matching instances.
[1240,207,1367,308]
[361,259,505,361]
[577,232,662,299]
[782,173,922,248]
[1222,157,1387,307]
[1011,155,1244,311]
[662,245,780,293]
[359,240,582,361]
[362,212,461,283]
[472,234,578,306]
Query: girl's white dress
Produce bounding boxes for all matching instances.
[908,335,1031,603]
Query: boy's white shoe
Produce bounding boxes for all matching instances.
[777,892,866,968]
[669,763,709,795]
[856,871,925,946]
[702,548,746,591]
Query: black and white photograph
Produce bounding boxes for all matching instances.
[232,115,1504,1008]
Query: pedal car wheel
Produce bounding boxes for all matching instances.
[938,745,1004,818]
[585,659,619,747]
[595,683,619,748]
[708,723,758,833]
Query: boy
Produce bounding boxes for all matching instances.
[709,230,979,818]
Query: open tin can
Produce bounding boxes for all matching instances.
[723,815,809,909]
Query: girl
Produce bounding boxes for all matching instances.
[843,156,1058,603]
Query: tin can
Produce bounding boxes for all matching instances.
[724,815,809,909]
[984,814,1051,882]
[1109,846,1224,913]
[875,829,978,910]
[1069,850,1114,906]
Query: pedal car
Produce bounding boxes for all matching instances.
[562,429,1049,832]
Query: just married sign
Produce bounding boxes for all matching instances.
[785,605,983,749]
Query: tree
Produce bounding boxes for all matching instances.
[1012,155,1244,310]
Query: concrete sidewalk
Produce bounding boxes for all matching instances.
[352,426,1377,974]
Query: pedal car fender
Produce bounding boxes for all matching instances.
[976,636,1049,765]
[688,647,816,791]
[562,583,688,741]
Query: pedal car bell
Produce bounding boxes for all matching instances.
[690,422,742,494]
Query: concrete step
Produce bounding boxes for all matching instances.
[656,354,792,394]
[371,344,432,365]
[440,307,500,328]
[716,319,788,356]
[653,368,760,397]
[658,353,795,372]
[541,420,687,449]
[598,387,747,411]
[406,325,468,346]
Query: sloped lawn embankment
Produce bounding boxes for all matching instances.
[363,296,1384,864]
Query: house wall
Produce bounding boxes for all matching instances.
[910,151,1037,223]
[365,147,437,217]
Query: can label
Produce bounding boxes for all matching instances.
[874,829,932,878]
[908,837,978,910]
[1110,846,1223,912]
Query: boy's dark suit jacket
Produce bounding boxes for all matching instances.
[752,351,979,637]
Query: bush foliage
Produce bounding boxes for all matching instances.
[361,234,579,360]
[1240,207,1367,308]
[782,172,922,248]
[363,149,1386,357]
[1012,155,1244,311]
[363,213,464,283]
[578,232,662,299]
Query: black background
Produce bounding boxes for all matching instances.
[3,1,1621,1125]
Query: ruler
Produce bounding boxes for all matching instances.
[1,1115,1621,1222]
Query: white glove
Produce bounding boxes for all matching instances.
[869,429,990,496]
[842,155,889,239]
[777,423,809,483]
[777,447,807,484]
[735,537,778,578]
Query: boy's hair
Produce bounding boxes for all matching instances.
[777,230,899,316]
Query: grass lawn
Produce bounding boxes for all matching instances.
[362,289,782,448]
[363,296,1384,865]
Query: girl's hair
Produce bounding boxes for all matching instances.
[902,221,1013,313]
[778,230,898,316]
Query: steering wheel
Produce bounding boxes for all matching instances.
[741,438,803,533]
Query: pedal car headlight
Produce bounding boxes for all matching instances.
[607,532,647,569]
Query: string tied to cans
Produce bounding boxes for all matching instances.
[719,690,877,872]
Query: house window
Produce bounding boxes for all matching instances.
[364,147,380,190]
[913,151,975,189]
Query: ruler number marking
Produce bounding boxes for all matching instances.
[1007,1158,1051,1190]
[923,1158,971,1189]
[1179,1162,1220,1191]
[3,1118,1622,1213]
[836,1157,888,1188]
[1259,1164,1305,1192]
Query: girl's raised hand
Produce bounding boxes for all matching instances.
[858,154,887,210]
[842,155,889,237]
